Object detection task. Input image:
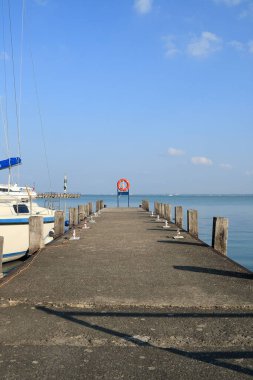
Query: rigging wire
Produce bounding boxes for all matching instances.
[18,0,26,159]
[29,48,52,192]
[1,0,11,161]
[7,0,22,162]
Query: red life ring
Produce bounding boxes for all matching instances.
[117,178,130,192]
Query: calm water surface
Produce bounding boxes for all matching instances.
[42,194,252,272]
[4,194,253,275]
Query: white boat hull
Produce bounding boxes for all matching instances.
[0,202,55,263]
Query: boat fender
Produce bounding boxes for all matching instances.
[49,229,55,238]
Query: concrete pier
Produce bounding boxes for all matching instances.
[0,208,252,379]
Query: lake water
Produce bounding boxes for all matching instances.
[38,194,253,272]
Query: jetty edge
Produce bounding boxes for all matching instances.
[0,203,252,379]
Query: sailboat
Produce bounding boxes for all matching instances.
[0,157,55,263]
[0,2,55,263]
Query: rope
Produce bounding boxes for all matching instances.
[0,249,42,289]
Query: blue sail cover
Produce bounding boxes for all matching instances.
[0,157,22,171]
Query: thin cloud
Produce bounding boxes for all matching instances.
[0,51,9,60]
[229,40,245,51]
[187,32,222,57]
[213,0,245,5]
[34,0,48,4]
[163,36,180,58]
[220,163,232,170]
[248,40,253,53]
[239,2,253,17]
[168,147,185,156]
[246,169,253,176]
[191,156,213,165]
[134,0,153,14]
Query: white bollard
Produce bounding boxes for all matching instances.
[163,220,171,229]
[70,229,80,240]
[173,228,184,239]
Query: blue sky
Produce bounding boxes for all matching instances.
[0,0,253,194]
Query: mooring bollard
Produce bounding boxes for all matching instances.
[29,216,44,255]
[54,210,65,238]
[212,217,229,255]
[175,206,183,228]
[187,209,198,239]
[0,236,3,279]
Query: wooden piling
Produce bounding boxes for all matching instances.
[0,236,3,279]
[73,208,78,226]
[54,211,65,238]
[100,200,104,210]
[78,205,85,223]
[164,204,171,222]
[84,204,89,217]
[142,200,149,212]
[187,209,198,238]
[175,206,183,228]
[96,200,100,212]
[212,217,229,256]
[89,202,93,215]
[69,208,74,227]
[158,203,162,218]
[29,216,44,255]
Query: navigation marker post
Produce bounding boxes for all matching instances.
[64,175,67,222]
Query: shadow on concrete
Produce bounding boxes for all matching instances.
[158,240,208,247]
[37,306,253,377]
[173,265,253,279]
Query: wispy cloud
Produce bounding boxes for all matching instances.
[134,0,153,14]
[248,40,253,53]
[228,39,253,53]
[34,0,48,5]
[191,156,213,165]
[220,163,233,170]
[246,169,253,176]
[187,32,222,57]
[229,40,245,51]
[213,0,245,6]
[239,2,253,18]
[0,51,9,60]
[163,36,180,58]
[168,147,185,156]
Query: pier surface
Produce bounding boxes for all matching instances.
[0,208,252,379]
